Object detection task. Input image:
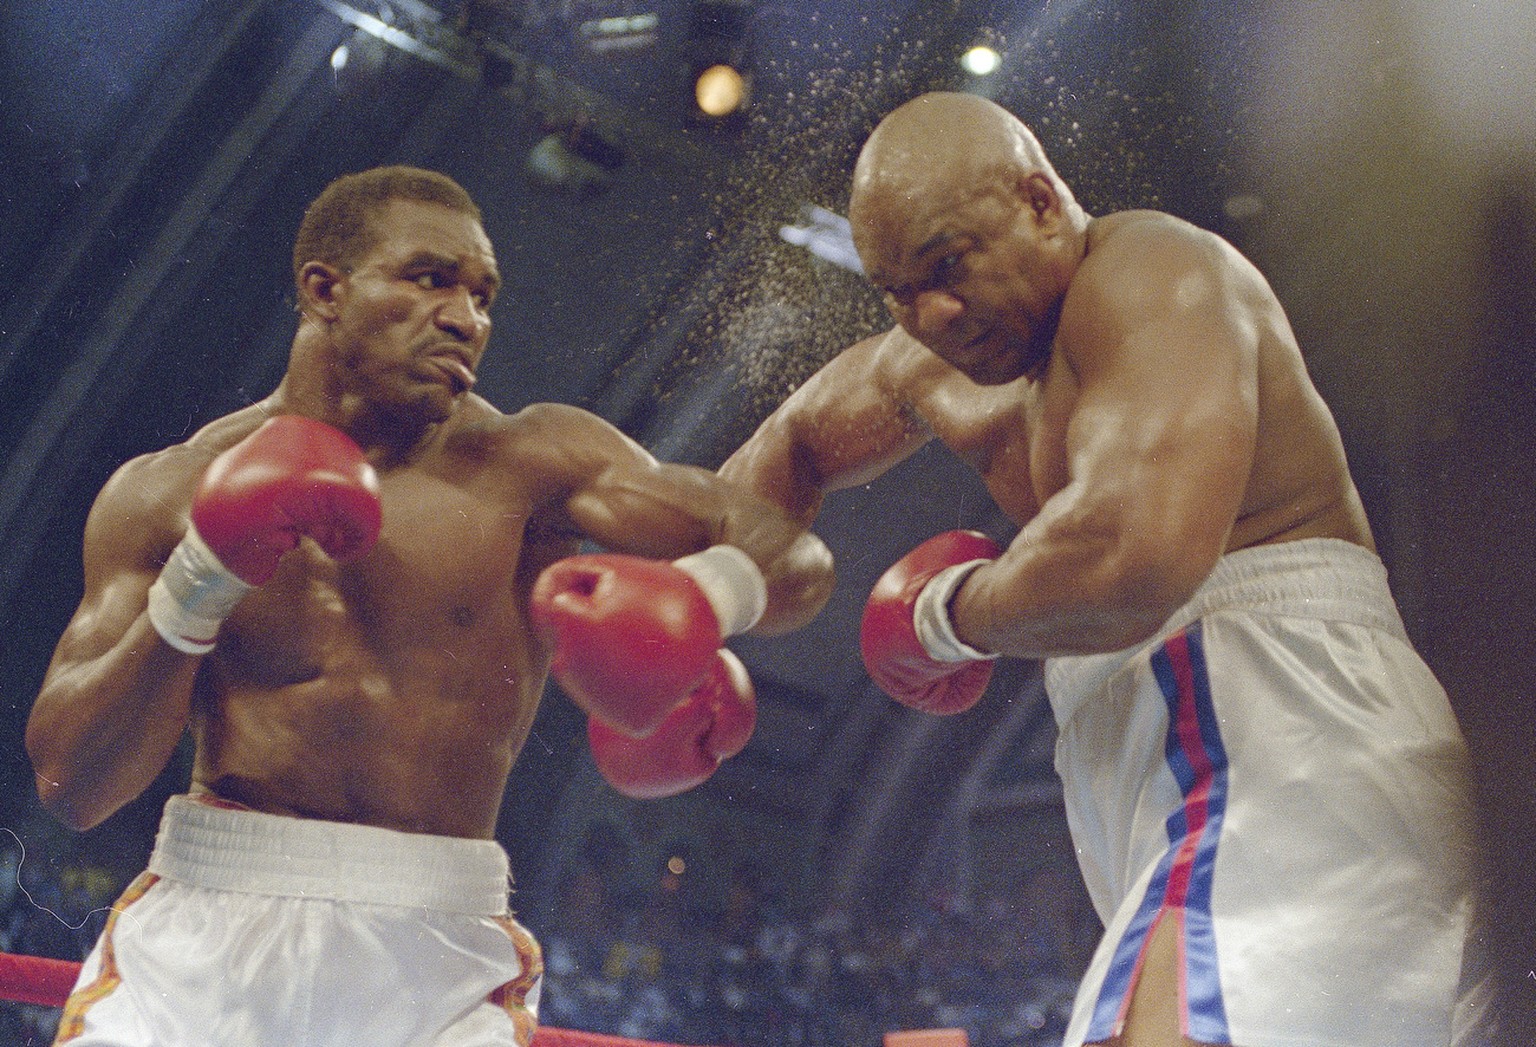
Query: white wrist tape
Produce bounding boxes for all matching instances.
[146,524,254,655]
[913,559,998,664]
[673,544,769,637]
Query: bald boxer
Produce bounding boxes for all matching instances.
[722,93,1481,1047]
[28,165,833,1047]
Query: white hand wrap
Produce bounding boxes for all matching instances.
[673,544,769,637]
[913,559,998,663]
[146,524,254,655]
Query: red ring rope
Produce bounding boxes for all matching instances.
[0,952,704,1046]
[0,951,78,1007]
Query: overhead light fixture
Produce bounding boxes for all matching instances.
[524,115,626,194]
[960,44,1002,77]
[328,24,393,94]
[577,11,660,54]
[685,0,753,126]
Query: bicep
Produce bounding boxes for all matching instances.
[1060,267,1259,568]
[529,406,723,558]
[565,460,725,559]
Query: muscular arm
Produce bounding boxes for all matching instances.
[955,222,1259,656]
[27,453,206,830]
[719,331,934,523]
[520,404,835,635]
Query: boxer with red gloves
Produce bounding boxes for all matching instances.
[586,649,756,799]
[147,415,382,654]
[720,94,1482,1047]
[28,167,834,1047]
[860,530,1002,715]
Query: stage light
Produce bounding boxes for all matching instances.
[695,63,746,117]
[327,24,392,95]
[961,44,1001,77]
[685,0,753,125]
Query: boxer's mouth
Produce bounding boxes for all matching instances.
[426,348,477,393]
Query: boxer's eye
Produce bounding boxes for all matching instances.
[883,255,964,308]
[933,254,962,286]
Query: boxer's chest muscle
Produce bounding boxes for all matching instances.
[922,376,1057,524]
[225,468,530,673]
[370,470,528,609]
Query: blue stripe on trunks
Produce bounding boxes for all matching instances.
[1084,622,1232,1043]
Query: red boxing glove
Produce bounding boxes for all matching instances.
[860,530,1003,715]
[147,416,382,654]
[192,415,383,585]
[588,649,757,799]
[532,549,757,736]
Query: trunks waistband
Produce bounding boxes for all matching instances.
[1044,539,1410,707]
[146,794,511,916]
[1159,537,1407,640]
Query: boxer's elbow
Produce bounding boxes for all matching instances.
[27,722,125,832]
[29,764,102,832]
[756,534,836,635]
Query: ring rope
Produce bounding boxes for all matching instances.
[0,951,704,1046]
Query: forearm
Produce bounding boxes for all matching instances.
[28,616,199,829]
[721,333,930,525]
[565,459,834,636]
[950,497,1207,659]
[718,421,826,526]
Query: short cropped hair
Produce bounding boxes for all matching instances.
[292,166,482,290]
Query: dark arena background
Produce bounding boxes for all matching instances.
[1,1,1533,1044]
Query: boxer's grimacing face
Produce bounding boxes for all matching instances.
[321,199,500,422]
[854,177,1060,385]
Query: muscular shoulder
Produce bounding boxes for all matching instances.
[478,401,635,464]
[454,400,655,497]
[91,451,195,545]
[1078,210,1250,299]
[85,409,267,572]
[98,409,268,517]
[1063,211,1270,359]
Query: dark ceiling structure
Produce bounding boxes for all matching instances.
[2,0,1534,1041]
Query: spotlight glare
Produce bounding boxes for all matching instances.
[695,64,746,117]
[961,45,1001,77]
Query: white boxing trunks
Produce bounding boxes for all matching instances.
[1044,539,1476,1047]
[54,794,543,1047]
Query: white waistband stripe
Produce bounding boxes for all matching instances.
[146,795,511,916]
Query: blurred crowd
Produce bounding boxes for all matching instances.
[535,861,1092,1047]
[0,827,117,1043]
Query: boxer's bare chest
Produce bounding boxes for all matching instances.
[190,426,558,833]
[219,455,538,684]
[917,360,1076,524]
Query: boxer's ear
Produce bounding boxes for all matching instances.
[297,261,345,321]
[1018,171,1061,226]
